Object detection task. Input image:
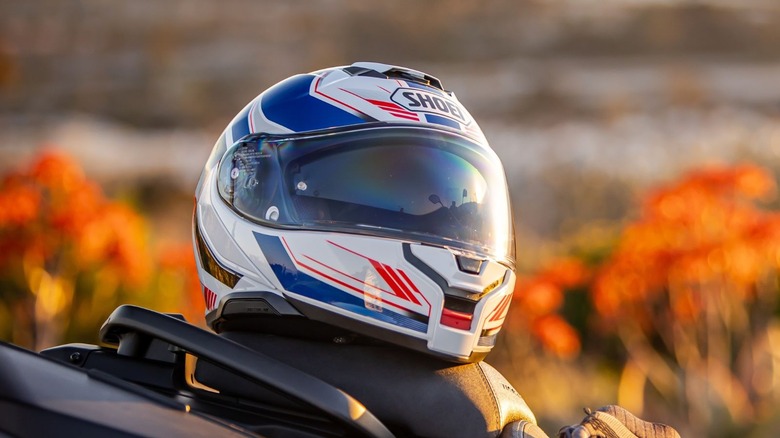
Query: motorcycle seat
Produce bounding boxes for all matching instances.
[195,331,539,438]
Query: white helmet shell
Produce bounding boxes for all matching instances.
[193,62,516,362]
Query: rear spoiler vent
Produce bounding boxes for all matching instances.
[343,65,445,91]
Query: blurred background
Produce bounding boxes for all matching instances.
[3,1,780,436]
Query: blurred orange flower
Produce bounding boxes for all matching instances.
[156,242,203,325]
[0,181,40,227]
[0,148,199,348]
[588,163,780,428]
[518,279,563,317]
[511,257,589,358]
[537,257,590,288]
[29,148,86,193]
[531,314,581,359]
[595,163,780,326]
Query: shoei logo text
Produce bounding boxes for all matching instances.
[390,88,470,125]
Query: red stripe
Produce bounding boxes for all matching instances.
[384,265,421,305]
[303,254,390,297]
[282,238,414,314]
[327,240,369,259]
[385,109,416,117]
[370,101,407,112]
[326,239,430,309]
[486,295,503,321]
[370,260,407,301]
[489,296,508,321]
[338,88,418,119]
[368,100,417,117]
[388,112,419,121]
[370,100,400,109]
[298,258,418,314]
[397,269,420,293]
[397,269,430,313]
[204,286,216,310]
[313,76,370,118]
[383,108,413,114]
[489,295,512,322]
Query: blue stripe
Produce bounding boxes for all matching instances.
[231,106,251,141]
[255,232,428,332]
[425,114,461,129]
[261,74,367,132]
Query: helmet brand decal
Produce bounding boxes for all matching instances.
[390,88,470,125]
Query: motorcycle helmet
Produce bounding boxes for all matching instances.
[193,62,516,363]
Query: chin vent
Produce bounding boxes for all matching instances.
[456,255,484,274]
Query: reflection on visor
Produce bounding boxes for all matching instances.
[293,146,487,215]
[217,126,514,262]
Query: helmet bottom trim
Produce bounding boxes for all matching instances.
[289,297,488,364]
[207,291,304,330]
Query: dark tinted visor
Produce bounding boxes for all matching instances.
[217,125,514,262]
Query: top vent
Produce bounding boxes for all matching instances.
[344,63,444,91]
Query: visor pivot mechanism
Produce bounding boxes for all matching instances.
[265,206,280,221]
